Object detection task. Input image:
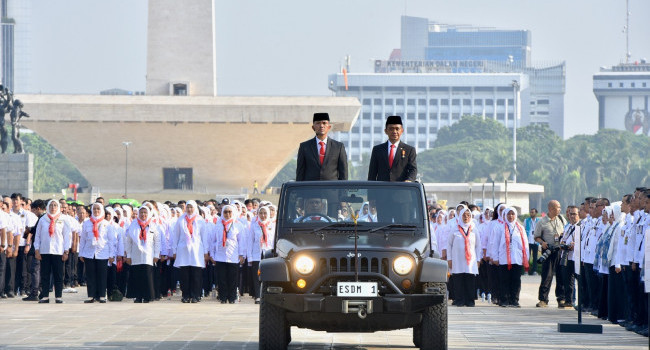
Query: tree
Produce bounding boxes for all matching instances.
[434,115,508,147]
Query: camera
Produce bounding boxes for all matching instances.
[537,246,559,264]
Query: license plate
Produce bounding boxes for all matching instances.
[337,282,378,297]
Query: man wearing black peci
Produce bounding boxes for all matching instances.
[367,115,417,182]
[296,113,348,181]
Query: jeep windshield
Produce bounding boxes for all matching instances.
[279,183,425,230]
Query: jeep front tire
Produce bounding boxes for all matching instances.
[259,283,290,350]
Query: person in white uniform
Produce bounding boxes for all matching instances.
[213,204,246,304]
[171,200,210,303]
[247,207,275,303]
[494,207,529,307]
[79,203,115,303]
[125,206,161,303]
[33,200,72,303]
[447,207,481,307]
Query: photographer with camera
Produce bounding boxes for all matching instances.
[534,200,566,308]
[558,205,580,308]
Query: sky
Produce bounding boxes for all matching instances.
[26,0,650,139]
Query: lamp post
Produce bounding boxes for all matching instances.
[479,177,487,209]
[468,182,474,204]
[503,171,511,204]
[122,141,132,198]
[490,172,497,206]
[512,80,520,183]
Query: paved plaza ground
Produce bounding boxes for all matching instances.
[0,275,646,349]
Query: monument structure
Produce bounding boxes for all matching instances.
[18,0,360,194]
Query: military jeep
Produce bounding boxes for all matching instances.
[259,181,448,350]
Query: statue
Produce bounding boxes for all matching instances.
[10,98,29,153]
[0,86,11,153]
[0,86,29,154]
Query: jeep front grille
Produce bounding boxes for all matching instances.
[319,257,389,276]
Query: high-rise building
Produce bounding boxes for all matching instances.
[0,0,32,92]
[329,16,566,161]
[593,61,650,136]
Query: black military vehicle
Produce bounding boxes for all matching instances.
[259,181,448,350]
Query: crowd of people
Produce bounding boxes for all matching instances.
[428,186,650,337]
[0,194,276,305]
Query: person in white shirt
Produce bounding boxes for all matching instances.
[171,200,210,303]
[213,204,246,304]
[2,196,21,297]
[125,206,161,303]
[247,207,274,303]
[33,200,72,303]
[447,207,481,307]
[494,207,528,307]
[79,203,116,303]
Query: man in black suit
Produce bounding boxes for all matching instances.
[296,113,348,181]
[367,115,417,182]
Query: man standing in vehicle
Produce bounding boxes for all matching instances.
[296,113,348,181]
[367,115,417,182]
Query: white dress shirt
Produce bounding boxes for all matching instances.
[213,218,246,264]
[79,219,116,260]
[448,222,481,274]
[171,214,210,268]
[33,214,72,255]
[247,219,275,262]
[494,221,529,266]
[125,220,161,266]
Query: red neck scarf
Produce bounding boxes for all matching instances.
[221,218,234,247]
[48,213,61,237]
[213,216,218,224]
[90,216,102,239]
[457,224,473,266]
[259,220,269,247]
[137,218,151,241]
[185,215,196,236]
[119,221,125,228]
[505,221,529,271]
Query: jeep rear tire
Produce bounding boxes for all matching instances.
[259,283,290,350]
[419,282,447,350]
[413,324,422,348]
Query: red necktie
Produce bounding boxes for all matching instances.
[388,144,396,168]
[319,141,325,165]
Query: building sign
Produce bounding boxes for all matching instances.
[375,60,486,73]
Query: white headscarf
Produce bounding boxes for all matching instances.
[185,200,198,219]
[458,207,471,230]
[91,202,105,221]
[503,207,518,230]
[46,200,61,217]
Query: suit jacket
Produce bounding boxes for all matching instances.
[367,141,417,182]
[296,137,348,181]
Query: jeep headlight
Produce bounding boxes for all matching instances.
[393,256,413,275]
[294,256,315,275]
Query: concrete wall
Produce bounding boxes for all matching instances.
[0,153,33,198]
[19,94,360,194]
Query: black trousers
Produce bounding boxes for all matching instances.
[499,264,522,305]
[528,244,538,275]
[106,264,117,294]
[202,262,215,296]
[117,261,130,295]
[216,262,238,302]
[579,263,591,308]
[77,258,86,284]
[179,266,202,300]
[477,260,488,294]
[0,252,6,294]
[608,266,625,322]
[584,263,599,309]
[64,251,72,286]
[160,261,173,295]
[596,273,609,319]
[560,260,575,304]
[4,256,16,294]
[638,283,648,326]
[40,254,64,299]
[627,266,641,324]
[538,249,563,303]
[248,261,261,298]
[488,263,500,301]
[17,247,30,293]
[28,249,40,297]
[85,258,108,300]
[239,262,248,295]
[153,260,162,298]
[451,273,476,306]
[69,252,79,285]
[126,264,155,301]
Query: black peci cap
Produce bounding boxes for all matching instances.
[313,113,330,122]
[385,115,403,127]
[221,198,230,205]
